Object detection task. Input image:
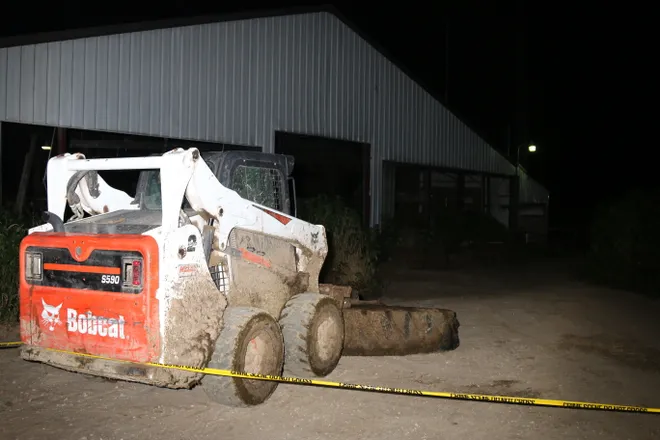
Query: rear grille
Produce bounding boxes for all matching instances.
[209,263,229,294]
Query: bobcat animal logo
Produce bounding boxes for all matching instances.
[41,298,63,331]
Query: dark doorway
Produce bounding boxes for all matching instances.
[390,162,491,230]
[274,132,371,226]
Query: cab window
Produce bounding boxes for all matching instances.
[231,165,283,211]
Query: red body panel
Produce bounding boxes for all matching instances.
[19,233,160,363]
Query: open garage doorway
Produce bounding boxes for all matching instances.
[275,132,371,227]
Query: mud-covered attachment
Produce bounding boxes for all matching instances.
[341,305,460,356]
[203,307,284,407]
[279,293,345,378]
[319,283,356,309]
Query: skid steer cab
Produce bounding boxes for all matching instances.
[19,147,348,407]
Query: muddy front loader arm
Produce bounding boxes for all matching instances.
[183,149,329,293]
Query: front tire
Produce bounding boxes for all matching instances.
[202,307,284,407]
[279,293,345,378]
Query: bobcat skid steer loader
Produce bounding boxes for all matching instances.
[18,147,460,407]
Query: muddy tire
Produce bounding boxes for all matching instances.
[202,307,284,407]
[279,293,345,378]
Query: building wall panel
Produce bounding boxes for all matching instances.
[5,47,21,120]
[0,11,547,225]
[0,48,6,121]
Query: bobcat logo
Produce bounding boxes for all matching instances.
[41,298,63,331]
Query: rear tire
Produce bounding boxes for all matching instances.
[279,293,345,378]
[202,307,284,407]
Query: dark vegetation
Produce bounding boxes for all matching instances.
[297,195,381,295]
[581,189,660,297]
[0,207,38,323]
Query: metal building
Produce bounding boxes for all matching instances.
[0,9,548,232]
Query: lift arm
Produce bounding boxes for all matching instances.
[182,148,329,289]
[42,152,140,223]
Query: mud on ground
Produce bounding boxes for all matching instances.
[1,260,660,440]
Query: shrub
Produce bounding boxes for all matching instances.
[296,195,379,293]
[0,209,34,323]
[585,188,660,294]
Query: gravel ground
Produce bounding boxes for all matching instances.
[1,261,659,440]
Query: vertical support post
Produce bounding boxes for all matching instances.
[57,127,67,154]
[423,167,431,230]
[362,143,371,229]
[16,133,39,214]
[456,173,465,212]
[482,174,488,214]
[509,175,520,236]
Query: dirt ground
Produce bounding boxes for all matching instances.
[2,259,660,440]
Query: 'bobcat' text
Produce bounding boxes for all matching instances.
[67,309,126,339]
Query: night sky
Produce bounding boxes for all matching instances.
[0,2,654,237]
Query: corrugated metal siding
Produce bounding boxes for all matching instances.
[0,11,535,226]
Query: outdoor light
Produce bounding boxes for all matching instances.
[41,145,52,151]
[514,142,538,176]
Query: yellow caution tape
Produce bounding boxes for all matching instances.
[0,341,23,348]
[1,340,658,414]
